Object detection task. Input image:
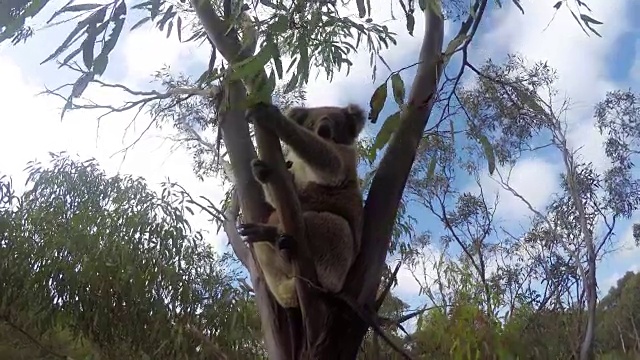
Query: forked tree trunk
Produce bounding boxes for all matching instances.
[193,1,447,358]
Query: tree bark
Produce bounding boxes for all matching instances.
[191,0,448,358]
[314,5,445,358]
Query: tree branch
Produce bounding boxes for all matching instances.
[216,79,292,360]
[375,260,402,310]
[189,0,255,61]
[224,189,251,268]
[350,2,445,304]
[1,316,69,359]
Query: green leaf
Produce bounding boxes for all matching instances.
[371,111,402,158]
[93,1,127,76]
[511,0,524,14]
[355,0,366,17]
[406,13,415,36]
[166,19,173,38]
[442,33,469,63]
[81,22,96,70]
[390,73,405,106]
[580,14,603,24]
[71,72,94,98]
[176,16,182,42]
[47,3,103,24]
[368,81,388,123]
[150,0,161,19]
[157,4,174,31]
[283,74,299,94]
[229,42,275,82]
[568,8,590,37]
[271,15,288,34]
[297,35,310,84]
[247,70,277,105]
[426,155,437,182]
[40,7,107,64]
[478,134,496,175]
[130,16,151,31]
[580,14,603,37]
[60,47,82,67]
[131,0,152,10]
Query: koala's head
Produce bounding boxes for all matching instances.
[285,104,366,146]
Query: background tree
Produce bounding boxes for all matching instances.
[0,0,612,358]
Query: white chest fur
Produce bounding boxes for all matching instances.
[285,150,322,189]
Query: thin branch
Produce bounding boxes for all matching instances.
[298,277,413,360]
[375,260,402,310]
[224,189,251,268]
[352,0,446,305]
[185,324,229,359]
[1,317,69,359]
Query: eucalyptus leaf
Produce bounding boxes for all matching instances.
[369,81,388,123]
[390,73,405,106]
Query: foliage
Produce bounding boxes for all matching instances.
[0,153,263,359]
[1,0,623,358]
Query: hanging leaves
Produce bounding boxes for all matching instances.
[39,0,128,78]
[369,111,402,162]
[390,73,406,106]
[477,134,496,175]
[369,81,388,123]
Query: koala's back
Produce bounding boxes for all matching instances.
[297,180,363,249]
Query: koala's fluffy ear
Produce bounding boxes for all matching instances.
[285,107,309,126]
[344,103,366,138]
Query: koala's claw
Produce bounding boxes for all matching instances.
[245,102,276,124]
[277,234,295,251]
[237,223,279,244]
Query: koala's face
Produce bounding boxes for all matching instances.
[286,104,366,146]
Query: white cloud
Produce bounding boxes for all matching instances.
[121,25,210,84]
[395,263,424,296]
[479,0,631,171]
[616,220,640,259]
[394,243,444,298]
[0,51,228,251]
[469,157,560,222]
[304,1,451,110]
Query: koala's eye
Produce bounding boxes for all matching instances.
[317,118,333,139]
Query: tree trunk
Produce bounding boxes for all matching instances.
[193,1,448,358]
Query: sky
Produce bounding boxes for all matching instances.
[1,0,640,315]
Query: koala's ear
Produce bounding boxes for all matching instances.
[344,103,366,137]
[285,107,309,126]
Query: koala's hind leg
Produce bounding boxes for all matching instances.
[302,211,355,293]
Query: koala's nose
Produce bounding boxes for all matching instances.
[317,119,332,139]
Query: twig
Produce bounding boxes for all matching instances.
[224,190,251,268]
[298,277,414,360]
[1,316,69,359]
[375,260,402,310]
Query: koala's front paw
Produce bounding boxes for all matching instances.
[245,102,282,127]
[277,234,295,251]
[237,223,279,244]
[251,159,272,184]
[245,102,271,123]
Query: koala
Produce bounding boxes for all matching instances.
[237,102,365,308]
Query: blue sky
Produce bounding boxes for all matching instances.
[1,0,639,316]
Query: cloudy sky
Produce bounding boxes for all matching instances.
[1,0,639,309]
